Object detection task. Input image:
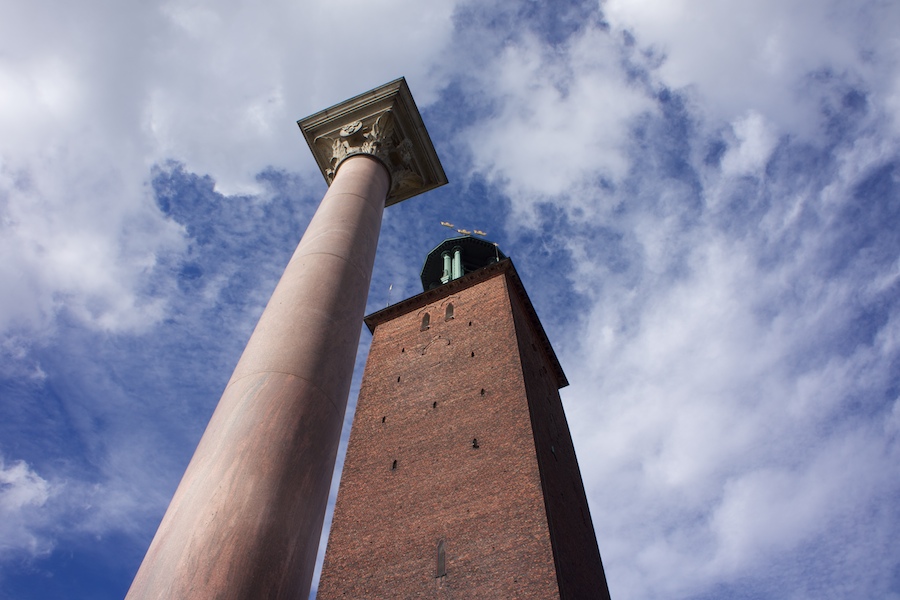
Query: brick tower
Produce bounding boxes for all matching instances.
[316,236,611,599]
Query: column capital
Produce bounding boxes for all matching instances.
[298,78,448,206]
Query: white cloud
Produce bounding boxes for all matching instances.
[720,111,778,176]
[558,122,900,596]
[0,458,53,559]
[707,428,881,575]
[603,0,900,138]
[2,1,899,597]
[0,0,461,336]
[461,26,655,223]
[0,152,184,334]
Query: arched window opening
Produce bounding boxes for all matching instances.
[445,303,454,321]
[420,313,430,331]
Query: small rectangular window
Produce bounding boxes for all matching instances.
[436,540,446,578]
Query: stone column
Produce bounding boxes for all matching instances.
[127,78,445,600]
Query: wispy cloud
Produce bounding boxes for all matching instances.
[2,0,899,598]
[0,459,54,559]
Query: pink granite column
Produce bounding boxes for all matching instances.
[126,154,390,600]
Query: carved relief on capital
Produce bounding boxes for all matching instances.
[314,110,423,198]
[298,78,447,204]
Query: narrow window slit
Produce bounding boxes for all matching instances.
[472,438,479,449]
[433,401,437,408]
[382,416,386,423]
[391,459,397,470]
[480,388,485,396]
[436,540,446,578]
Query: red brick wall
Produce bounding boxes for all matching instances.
[317,269,609,598]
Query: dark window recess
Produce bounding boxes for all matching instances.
[401,347,405,353]
[471,351,475,357]
[433,401,437,408]
[468,321,472,326]
[421,313,430,331]
[382,416,386,423]
[436,540,447,578]
[472,438,479,449]
[391,460,397,470]
[445,303,454,321]
[397,376,401,382]
[480,388,485,396]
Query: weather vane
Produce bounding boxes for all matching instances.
[440,221,488,237]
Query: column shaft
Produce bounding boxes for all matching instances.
[126,155,390,600]
[452,247,463,279]
[441,251,452,284]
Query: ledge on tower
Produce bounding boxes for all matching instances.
[297,77,448,206]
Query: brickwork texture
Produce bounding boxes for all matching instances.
[316,264,610,599]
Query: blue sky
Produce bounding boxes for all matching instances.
[2,0,900,598]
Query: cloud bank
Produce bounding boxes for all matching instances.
[1,0,899,598]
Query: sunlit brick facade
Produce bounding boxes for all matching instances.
[316,250,611,599]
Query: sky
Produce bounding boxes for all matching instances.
[1,0,899,598]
